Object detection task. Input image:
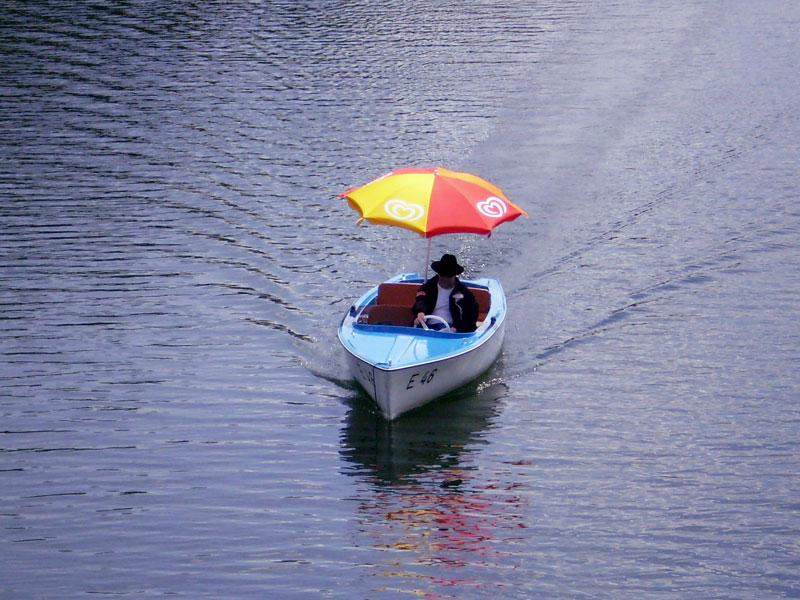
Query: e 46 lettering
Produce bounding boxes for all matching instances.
[357,364,375,386]
[406,368,437,390]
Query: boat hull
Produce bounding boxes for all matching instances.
[338,274,506,420]
[342,322,504,419]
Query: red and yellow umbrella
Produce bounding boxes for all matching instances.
[340,166,527,238]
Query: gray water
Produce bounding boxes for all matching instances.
[2,1,799,598]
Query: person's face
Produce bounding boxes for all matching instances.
[438,274,456,289]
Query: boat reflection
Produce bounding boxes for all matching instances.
[340,381,506,484]
[340,382,529,597]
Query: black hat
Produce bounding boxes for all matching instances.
[431,253,464,276]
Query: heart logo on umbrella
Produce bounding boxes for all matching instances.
[384,198,425,221]
[477,196,508,218]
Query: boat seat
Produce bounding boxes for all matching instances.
[375,282,492,323]
[470,287,491,320]
[377,282,420,306]
[365,304,414,327]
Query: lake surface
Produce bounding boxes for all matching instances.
[2,1,799,598]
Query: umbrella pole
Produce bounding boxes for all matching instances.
[424,238,431,280]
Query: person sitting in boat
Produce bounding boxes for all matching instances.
[412,253,479,333]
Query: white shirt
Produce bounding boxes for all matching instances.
[433,284,454,325]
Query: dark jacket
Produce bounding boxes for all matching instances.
[411,276,479,333]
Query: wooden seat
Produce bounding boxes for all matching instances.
[377,282,420,306]
[470,287,491,322]
[373,282,491,324]
[365,304,414,326]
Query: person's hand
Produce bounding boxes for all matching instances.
[414,312,426,327]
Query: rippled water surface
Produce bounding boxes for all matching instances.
[2,1,799,598]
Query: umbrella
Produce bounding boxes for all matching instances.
[340,166,527,238]
[340,166,527,275]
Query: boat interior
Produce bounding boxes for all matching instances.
[358,282,491,328]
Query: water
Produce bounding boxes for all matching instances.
[2,1,799,598]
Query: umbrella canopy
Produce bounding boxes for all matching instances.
[340,166,527,238]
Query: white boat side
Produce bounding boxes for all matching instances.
[338,273,506,420]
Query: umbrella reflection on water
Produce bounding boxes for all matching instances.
[340,383,531,595]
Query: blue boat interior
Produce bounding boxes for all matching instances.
[339,274,503,369]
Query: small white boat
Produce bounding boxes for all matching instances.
[338,273,506,420]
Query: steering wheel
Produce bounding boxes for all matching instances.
[416,314,451,331]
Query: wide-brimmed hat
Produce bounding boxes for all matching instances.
[431,253,464,276]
